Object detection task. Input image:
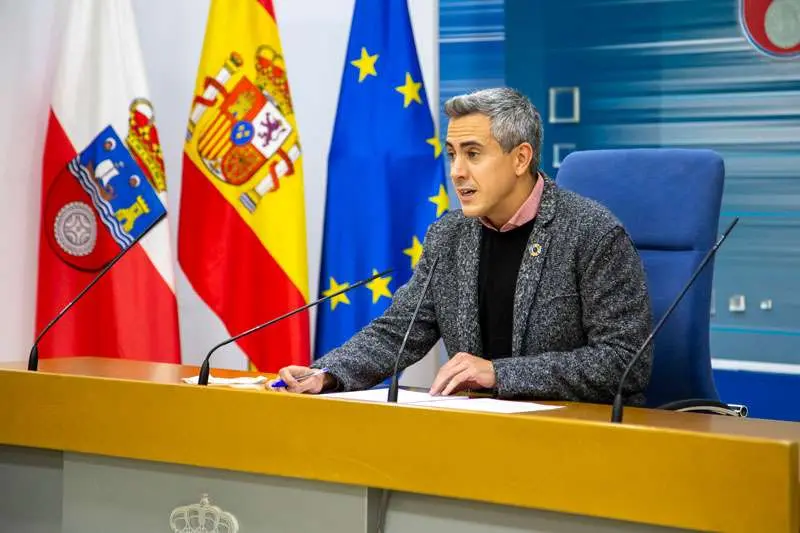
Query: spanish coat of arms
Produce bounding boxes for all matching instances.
[186,45,301,214]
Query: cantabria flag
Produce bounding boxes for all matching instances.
[35,0,181,362]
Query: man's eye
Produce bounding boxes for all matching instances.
[467,152,479,159]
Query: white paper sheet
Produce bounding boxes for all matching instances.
[182,375,268,386]
[320,388,470,404]
[408,397,563,414]
[319,389,560,413]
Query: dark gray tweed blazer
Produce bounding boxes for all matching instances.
[312,175,654,404]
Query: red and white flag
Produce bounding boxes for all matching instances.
[35,0,181,362]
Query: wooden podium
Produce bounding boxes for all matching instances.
[0,357,798,533]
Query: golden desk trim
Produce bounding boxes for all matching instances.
[0,359,798,533]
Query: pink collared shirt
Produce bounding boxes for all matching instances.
[479,175,545,232]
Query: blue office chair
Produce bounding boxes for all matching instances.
[555,148,745,416]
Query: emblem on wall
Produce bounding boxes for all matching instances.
[170,494,239,533]
[739,0,800,57]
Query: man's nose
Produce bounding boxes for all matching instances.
[449,155,466,181]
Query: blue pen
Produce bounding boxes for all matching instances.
[270,367,328,388]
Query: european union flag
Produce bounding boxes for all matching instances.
[314,0,448,360]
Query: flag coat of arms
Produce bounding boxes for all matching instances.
[35,0,181,361]
[740,0,800,57]
[179,0,310,371]
[314,0,449,361]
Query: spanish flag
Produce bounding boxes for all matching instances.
[179,0,309,371]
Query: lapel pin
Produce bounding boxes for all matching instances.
[529,242,542,257]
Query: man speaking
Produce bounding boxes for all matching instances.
[275,88,653,404]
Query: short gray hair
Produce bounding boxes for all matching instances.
[444,87,543,174]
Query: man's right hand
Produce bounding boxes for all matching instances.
[270,365,332,394]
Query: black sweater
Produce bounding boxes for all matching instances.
[477,218,536,360]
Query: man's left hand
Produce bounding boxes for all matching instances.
[429,352,496,396]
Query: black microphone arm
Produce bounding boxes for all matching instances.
[197,268,394,386]
[387,254,439,403]
[610,217,739,423]
[28,211,167,371]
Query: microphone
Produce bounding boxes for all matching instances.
[377,256,438,533]
[28,212,167,371]
[197,268,394,386]
[387,254,439,403]
[610,217,739,423]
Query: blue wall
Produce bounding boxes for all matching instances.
[440,0,800,421]
[439,0,506,133]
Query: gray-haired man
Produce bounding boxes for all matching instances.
[275,87,653,405]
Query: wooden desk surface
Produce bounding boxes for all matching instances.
[1,357,798,533]
[9,356,800,443]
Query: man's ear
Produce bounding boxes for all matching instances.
[514,142,534,176]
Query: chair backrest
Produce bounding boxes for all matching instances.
[555,148,724,407]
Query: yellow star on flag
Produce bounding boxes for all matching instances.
[428,184,449,218]
[365,269,393,304]
[322,277,351,311]
[350,47,379,82]
[426,135,442,158]
[395,72,422,107]
[403,235,424,269]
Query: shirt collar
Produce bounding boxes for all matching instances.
[479,174,545,232]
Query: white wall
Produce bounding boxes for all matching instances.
[0,0,67,364]
[0,0,441,384]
